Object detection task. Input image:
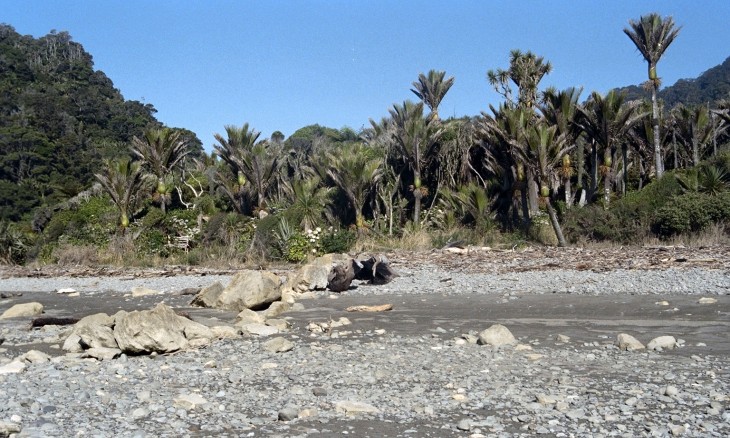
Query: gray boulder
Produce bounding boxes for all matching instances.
[478,324,517,346]
[192,271,281,311]
[0,302,44,319]
[114,304,191,354]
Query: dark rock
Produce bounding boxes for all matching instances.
[327,261,356,292]
[354,255,398,285]
[30,317,80,328]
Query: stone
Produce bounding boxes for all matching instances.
[353,255,398,285]
[263,337,295,353]
[19,350,50,364]
[278,406,299,421]
[56,288,76,294]
[456,419,472,431]
[0,360,25,374]
[190,281,224,307]
[263,301,291,318]
[617,333,645,351]
[0,302,43,319]
[210,326,240,339]
[265,319,289,331]
[555,334,571,343]
[285,254,350,293]
[698,297,717,304]
[647,336,677,351]
[191,271,281,311]
[334,400,380,415]
[75,323,118,349]
[327,260,356,292]
[131,286,161,297]
[114,304,190,354]
[664,385,679,397]
[478,324,516,346]
[234,308,266,325]
[82,347,122,361]
[239,323,279,337]
[173,393,208,410]
[0,420,21,436]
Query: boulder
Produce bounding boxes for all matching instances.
[189,281,224,308]
[334,400,380,415]
[191,271,281,311]
[113,304,191,354]
[263,337,295,353]
[327,260,356,292]
[617,333,645,351]
[19,350,50,364]
[63,313,118,352]
[647,335,677,351]
[210,325,240,339]
[239,323,279,337]
[131,286,160,297]
[478,324,516,346]
[0,360,25,375]
[235,308,266,325]
[285,254,350,293]
[82,347,122,361]
[263,301,291,319]
[0,302,44,319]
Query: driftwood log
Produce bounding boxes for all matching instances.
[30,316,79,328]
[327,255,398,292]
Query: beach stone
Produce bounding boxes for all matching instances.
[234,308,266,325]
[263,337,295,353]
[0,360,25,374]
[210,325,240,339]
[0,420,21,436]
[617,333,645,351]
[284,254,350,293]
[19,350,50,364]
[334,400,380,415]
[0,302,43,319]
[113,304,190,354]
[647,336,677,351]
[478,324,516,346]
[82,347,122,361]
[191,270,281,311]
[131,286,160,297]
[278,406,299,421]
[698,297,717,304]
[173,393,208,410]
[263,301,291,318]
[240,323,278,337]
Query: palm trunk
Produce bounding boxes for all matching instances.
[589,141,598,202]
[545,198,567,247]
[672,131,678,170]
[651,83,663,178]
[622,144,629,196]
[564,178,572,208]
[413,169,422,227]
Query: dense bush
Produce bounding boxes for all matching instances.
[41,196,117,247]
[653,192,730,236]
[562,174,683,243]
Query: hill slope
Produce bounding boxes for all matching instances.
[0,25,162,221]
[615,56,730,107]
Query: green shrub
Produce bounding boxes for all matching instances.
[42,196,117,247]
[319,227,356,254]
[654,192,730,236]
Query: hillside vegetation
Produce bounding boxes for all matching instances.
[1,15,729,267]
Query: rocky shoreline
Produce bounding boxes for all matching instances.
[1,246,729,437]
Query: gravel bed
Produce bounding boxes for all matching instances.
[0,258,728,437]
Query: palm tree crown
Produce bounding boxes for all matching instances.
[411,70,455,121]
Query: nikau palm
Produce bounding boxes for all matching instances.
[95,158,151,229]
[131,128,192,214]
[389,101,444,226]
[624,13,681,178]
[326,143,382,232]
[411,70,455,122]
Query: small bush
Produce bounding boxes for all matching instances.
[319,228,356,254]
[654,192,730,236]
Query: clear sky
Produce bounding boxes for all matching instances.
[3,1,729,150]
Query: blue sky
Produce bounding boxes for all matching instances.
[3,1,729,150]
